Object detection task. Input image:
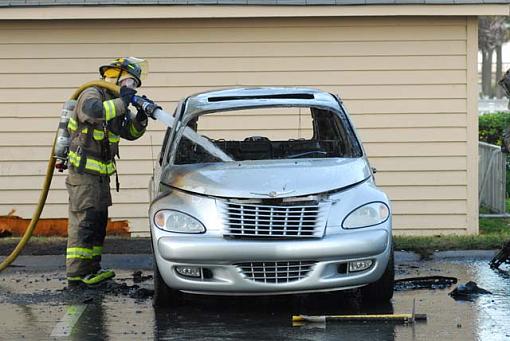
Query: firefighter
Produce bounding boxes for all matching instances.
[500,69,510,106]
[500,69,510,151]
[490,70,510,269]
[66,57,152,286]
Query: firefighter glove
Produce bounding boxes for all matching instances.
[120,86,137,106]
[135,108,148,126]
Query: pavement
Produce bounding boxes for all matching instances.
[0,237,151,256]
[1,252,509,340]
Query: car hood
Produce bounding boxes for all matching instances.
[160,158,371,199]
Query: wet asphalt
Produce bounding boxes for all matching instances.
[0,252,509,341]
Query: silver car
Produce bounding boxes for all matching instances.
[149,88,393,306]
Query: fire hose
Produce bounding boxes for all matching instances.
[0,81,121,273]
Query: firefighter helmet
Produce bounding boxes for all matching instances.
[99,57,148,87]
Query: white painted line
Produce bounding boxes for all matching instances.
[50,305,87,337]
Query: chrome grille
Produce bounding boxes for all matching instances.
[221,201,330,238]
[236,261,317,283]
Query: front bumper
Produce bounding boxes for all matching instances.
[154,229,391,295]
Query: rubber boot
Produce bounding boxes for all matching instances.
[68,269,115,286]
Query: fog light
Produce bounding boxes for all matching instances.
[348,260,373,272]
[175,266,202,278]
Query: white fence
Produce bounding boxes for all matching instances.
[478,98,509,114]
[479,142,506,213]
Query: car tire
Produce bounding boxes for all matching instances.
[359,248,394,303]
[152,256,181,308]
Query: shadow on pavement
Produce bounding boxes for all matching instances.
[154,292,397,340]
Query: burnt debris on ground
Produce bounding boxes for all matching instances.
[394,276,458,291]
[64,282,154,301]
[0,270,154,306]
[132,270,153,283]
[449,281,492,301]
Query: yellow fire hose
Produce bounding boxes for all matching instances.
[0,80,120,273]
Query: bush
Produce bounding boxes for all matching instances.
[479,111,510,146]
[479,111,510,198]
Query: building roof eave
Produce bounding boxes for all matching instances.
[0,4,508,20]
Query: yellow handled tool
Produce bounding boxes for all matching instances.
[293,299,426,325]
[292,313,427,324]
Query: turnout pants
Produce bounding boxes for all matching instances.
[66,170,112,277]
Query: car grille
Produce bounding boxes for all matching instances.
[221,201,330,238]
[235,261,317,283]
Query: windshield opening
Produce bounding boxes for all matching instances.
[172,106,362,165]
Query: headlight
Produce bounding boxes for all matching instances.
[154,210,205,233]
[342,202,390,229]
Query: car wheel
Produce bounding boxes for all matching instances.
[152,256,181,308]
[360,249,394,302]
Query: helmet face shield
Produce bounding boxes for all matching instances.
[103,68,124,79]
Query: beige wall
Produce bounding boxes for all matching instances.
[0,16,478,235]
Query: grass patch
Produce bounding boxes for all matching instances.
[394,234,509,259]
[480,217,510,234]
[395,216,510,258]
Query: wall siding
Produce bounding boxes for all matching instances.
[0,16,476,235]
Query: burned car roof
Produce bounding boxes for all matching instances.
[182,87,342,119]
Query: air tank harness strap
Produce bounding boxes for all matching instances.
[76,123,94,174]
[115,162,120,193]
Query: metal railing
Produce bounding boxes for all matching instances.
[479,142,506,213]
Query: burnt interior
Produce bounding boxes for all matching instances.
[172,107,362,165]
[175,139,346,164]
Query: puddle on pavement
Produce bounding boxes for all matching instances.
[0,258,509,340]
